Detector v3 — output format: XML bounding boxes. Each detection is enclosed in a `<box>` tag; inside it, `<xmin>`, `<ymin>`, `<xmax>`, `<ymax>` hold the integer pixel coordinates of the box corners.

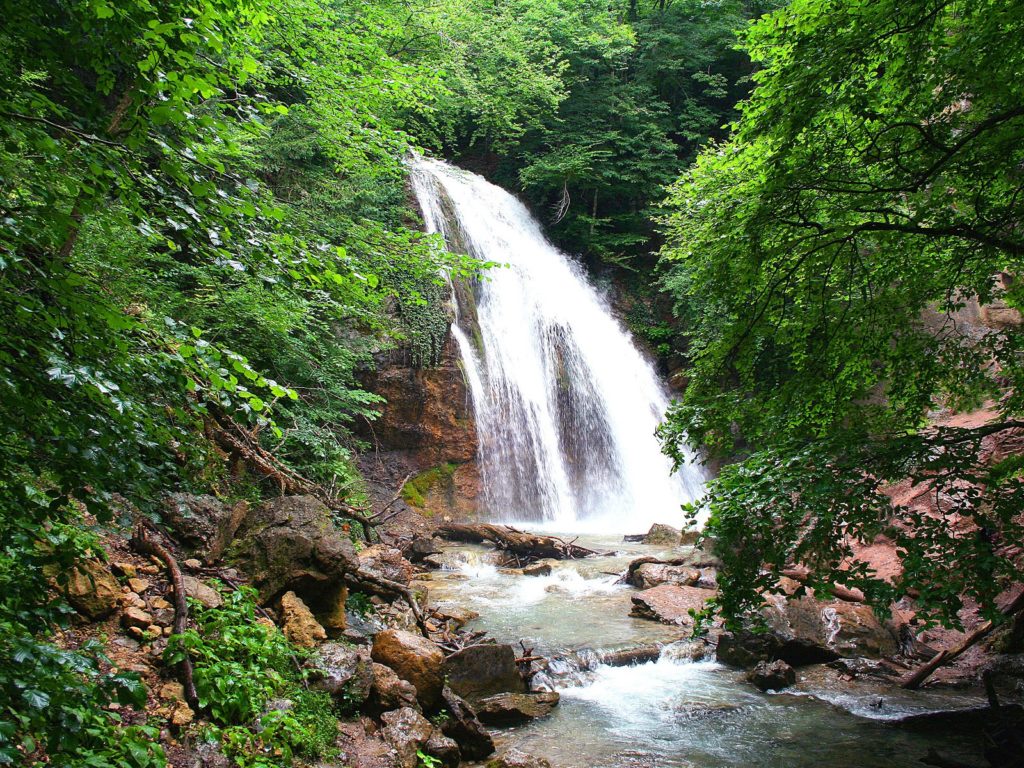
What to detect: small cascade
<box><xmin>410</xmin><ymin>157</ymin><xmax>705</xmax><ymax>533</ymax></box>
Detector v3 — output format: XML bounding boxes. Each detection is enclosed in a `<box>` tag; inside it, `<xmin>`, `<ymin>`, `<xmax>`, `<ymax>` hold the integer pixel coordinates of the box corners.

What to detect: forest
<box><xmin>2</xmin><ymin>0</ymin><xmax>1022</xmax><ymax>766</ymax></box>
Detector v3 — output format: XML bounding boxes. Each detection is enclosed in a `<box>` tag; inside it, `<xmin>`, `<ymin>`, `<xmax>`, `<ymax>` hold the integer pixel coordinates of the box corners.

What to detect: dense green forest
<box><xmin>2</xmin><ymin>0</ymin><xmax>1022</xmax><ymax>764</ymax></box>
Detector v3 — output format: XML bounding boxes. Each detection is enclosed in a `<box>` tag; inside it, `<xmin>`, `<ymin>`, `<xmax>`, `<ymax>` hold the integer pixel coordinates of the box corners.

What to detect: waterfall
<box><xmin>411</xmin><ymin>157</ymin><xmax>705</xmax><ymax>533</ymax></box>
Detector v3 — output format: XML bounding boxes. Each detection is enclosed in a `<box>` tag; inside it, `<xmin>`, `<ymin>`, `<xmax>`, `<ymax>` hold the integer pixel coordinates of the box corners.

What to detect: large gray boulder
<box><xmin>442</xmin><ymin>643</ymin><xmax>525</xmax><ymax>704</ymax></box>
<box><xmin>231</xmin><ymin>495</ymin><xmax>356</xmax><ymax>630</ymax></box>
<box><xmin>716</xmin><ymin>589</ymin><xmax>898</xmax><ymax>668</ymax></box>
<box><xmin>307</xmin><ymin>643</ymin><xmax>374</xmax><ymax>710</ymax></box>
<box><xmin>162</xmin><ymin>493</ymin><xmax>247</xmax><ymax>564</ymax></box>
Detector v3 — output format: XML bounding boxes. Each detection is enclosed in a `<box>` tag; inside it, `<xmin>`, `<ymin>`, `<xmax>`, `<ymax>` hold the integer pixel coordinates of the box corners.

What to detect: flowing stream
<box><xmin>411</xmin><ymin>157</ymin><xmax>704</xmax><ymax>533</ymax></box>
<box><xmin>409</xmin><ymin>158</ymin><xmax>984</xmax><ymax>766</ymax></box>
<box><xmin>423</xmin><ymin>539</ymin><xmax>985</xmax><ymax>768</ymax></box>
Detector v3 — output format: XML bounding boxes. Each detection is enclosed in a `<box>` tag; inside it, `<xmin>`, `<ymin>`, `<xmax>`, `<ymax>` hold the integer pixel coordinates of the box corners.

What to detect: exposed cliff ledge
<box><xmin>358</xmin><ymin>332</ymin><xmax>482</xmax><ymax>523</ymax></box>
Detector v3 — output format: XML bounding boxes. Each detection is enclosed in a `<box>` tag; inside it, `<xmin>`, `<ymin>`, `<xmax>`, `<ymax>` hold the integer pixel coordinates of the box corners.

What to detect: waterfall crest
<box><xmin>411</xmin><ymin>157</ymin><xmax>705</xmax><ymax>533</ymax></box>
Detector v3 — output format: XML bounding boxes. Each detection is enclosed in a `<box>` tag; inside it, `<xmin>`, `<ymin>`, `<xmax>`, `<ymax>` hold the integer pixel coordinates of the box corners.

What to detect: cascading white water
<box><xmin>411</xmin><ymin>156</ymin><xmax>705</xmax><ymax>533</ymax></box>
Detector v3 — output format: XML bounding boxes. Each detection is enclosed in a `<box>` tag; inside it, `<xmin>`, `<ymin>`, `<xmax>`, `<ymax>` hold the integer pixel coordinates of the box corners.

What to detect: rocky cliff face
<box><xmin>358</xmin><ymin>331</ymin><xmax>482</xmax><ymax>522</ymax></box>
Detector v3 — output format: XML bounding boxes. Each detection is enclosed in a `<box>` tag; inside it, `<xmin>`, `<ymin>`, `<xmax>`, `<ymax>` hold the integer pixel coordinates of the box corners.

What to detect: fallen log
<box><xmin>437</xmin><ymin>523</ymin><xmax>603</xmax><ymax>561</ymax></box>
<box><xmin>900</xmin><ymin>589</ymin><xmax>1024</xmax><ymax>690</ymax></box>
<box><xmin>780</xmin><ymin>567</ymin><xmax>866</xmax><ymax>603</ymax></box>
<box><xmin>130</xmin><ymin>525</ymin><xmax>199</xmax><ymax>709</ymax></box>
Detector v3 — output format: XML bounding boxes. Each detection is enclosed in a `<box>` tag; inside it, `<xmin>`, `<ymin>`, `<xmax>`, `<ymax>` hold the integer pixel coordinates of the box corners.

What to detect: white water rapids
<box><xmin>410</xmin><ymin>157</ymin><xmax>705</xmax><ymax>533</ymax></box>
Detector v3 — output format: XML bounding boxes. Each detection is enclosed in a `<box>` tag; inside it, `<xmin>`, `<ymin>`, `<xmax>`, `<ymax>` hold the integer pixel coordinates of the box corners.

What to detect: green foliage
<box><xmin>417</xmin><ymin>749</ymin><xmax>443</xmax><ymax>768</ymax></box>
<box><xmin>659</xmin><ymin>0</ymin><xmax>1024</xmax><ymax>628</ymax></box>
<box><xmin>0</xmin><ymin>485</ymin><xmax>166</xmax><ymax>766</ymax></box>
<box><xmin>345</xmin><ymin>591</ymin><xmax>374</xmax><ymax>618</ymax></box>
<box><xmin>168</xmin><ymin>586</ymin><xmax>339</xmax><ymax>767</ymax></box>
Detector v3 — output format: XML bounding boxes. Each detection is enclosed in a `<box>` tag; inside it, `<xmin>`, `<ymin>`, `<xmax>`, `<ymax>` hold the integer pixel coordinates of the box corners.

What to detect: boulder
<box><xmin>440</xmin><ymin>686</ymin><xmax>494</xmax><ymax>761</ymax></box>
<box><xmin>359</xmin><ymin>545</ymin><xmax>415</xmax><ymax>586</ymax></box>
<box><xmin>627</xmin><ymin>562</ymin><xmax>700</xmax><ymax>590</ymax></box>
<box><xmin>630</xmin><ymin>584</ymin><xmax>715</xmax><ymax>627</ymax></box>
<box><xmin>308</xmin><ymin>643</ymin><xmax>374</xmax><ymax>709</ymax></box>
<box><xmin>642</xmin><ymin>524</ymin><xmax>681</xmax><ymax>546</ymax></box>
<box><xmin>161</xmin><ymin>493</ymin><xmax>246</xmax><ymax>563</ymax></box>
<box><xmin>715</xmin><ymin>594</ymin><xmax>897</xmax><ymax>668</ymax></box>
<box><xmin>180</xmin><ymin>575</ymin><xmax>223</xmax><ymax>609</ymax></box>
<box><xmin>371</xmin><ymin>629</ymin><xmax>444</xmax><ymax>710</ymax></box>
<box><xmin>442</xmin><ymin>643</ymin><xmax>525</xmax><ymax>704</ymax></box>
<box><xmin>63</xmin><ymin>559</ymin><xmax>120</xmax><ymax>619</ymax></box>
<box><xmin>747</xmin><ymin>659</ymin><xmax>796</xmax><ymax>691</ymax></box>
<box><xmin>486</xmin><ymin>750</ymin><xmax>553</xmax><ymax>768</ymax></box>
<box><xmin>404</xmin><ymin>536</ymin><xmax>443</xmax><ymax>563</ymax></box>
<box><xmin>368</xmin><ymin>662</ymin><xmax>420</xmax><ymax>714</ymax></box>
<box><xmin>475</xmin><ymin>692</ymin><xmax>560</xmax><ymax>726</ymax></box>
<box><xmin>231</xmin><ymin>495</ymin><xmax>355</xmax><ymax>631</ymax></box>
<box><xmin>279</xmin><ymin>591</ymin><xmax>327</xmax><ymax>648</ymax></box>
<box><xmin>380</xmin><ymin>707</ymin><xmax>459</xmax><ymax>768</ymax></box>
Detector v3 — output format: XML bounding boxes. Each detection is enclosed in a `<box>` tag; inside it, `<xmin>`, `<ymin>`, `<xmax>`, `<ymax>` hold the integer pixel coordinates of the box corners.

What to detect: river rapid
<box><xmin>421</xmin><ymin>534</ymin><xmax>986</xmax><ymax>768</ymax></box>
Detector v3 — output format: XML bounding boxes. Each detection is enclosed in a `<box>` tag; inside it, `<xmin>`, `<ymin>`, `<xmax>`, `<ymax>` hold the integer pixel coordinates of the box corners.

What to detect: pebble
<box><xmin>151</xmin><ymin>597</ymin><xmax>172</xmax><ymax>610</ymax></box>
<box><xmin>140</xmin><ymin>564</ymin><xmax>160</xmax><ymax>575</ymax></box>
<box><xmin>183</xmin><ymin>558</ymin><xmax>202</xmax><ymax>570</ymax></box>
<box><xmin>128</xmin><ymin>578</ymin><xmax>151</xmax><ymax>594</ymax></box>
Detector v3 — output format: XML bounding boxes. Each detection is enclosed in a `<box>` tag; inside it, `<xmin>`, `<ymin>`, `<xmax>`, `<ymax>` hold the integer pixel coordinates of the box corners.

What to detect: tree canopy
<box><xmin>658</xmin><ymin>0</ymin><xmax>1024</xmax><ymax>628</ymax></box>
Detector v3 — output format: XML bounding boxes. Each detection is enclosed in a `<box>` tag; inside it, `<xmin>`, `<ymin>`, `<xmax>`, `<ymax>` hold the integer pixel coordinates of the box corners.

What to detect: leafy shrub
<box><xmin>167</xmin><ymin>586</ymin><xmax>339</xmax><ymax>767</ymax></box>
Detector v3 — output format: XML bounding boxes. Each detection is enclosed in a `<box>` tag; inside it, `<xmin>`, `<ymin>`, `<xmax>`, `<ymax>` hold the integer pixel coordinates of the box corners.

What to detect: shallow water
<box><xmin>424</xmin><ymin>535</ymin><xmax>986</xmax><ymax>768</ymax></box>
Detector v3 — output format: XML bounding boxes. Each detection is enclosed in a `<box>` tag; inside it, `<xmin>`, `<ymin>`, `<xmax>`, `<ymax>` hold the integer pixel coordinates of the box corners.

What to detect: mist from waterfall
<box><xmin>411</xmin><ymin>157</ymin><xmax>705</xmax><ymax>533</ymax></box>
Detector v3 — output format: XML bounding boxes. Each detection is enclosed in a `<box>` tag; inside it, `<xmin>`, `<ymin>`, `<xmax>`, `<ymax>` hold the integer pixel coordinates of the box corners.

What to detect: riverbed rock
<box><xmin>308</xmin><ymin>643</ymin><xmax>374</xmax><ymax>707</ymax></box>
<box><xmin>475</xmin><ymin>691</ymin><xmax>560</xmax><ymax>726</ymax></box>
<box><xmin>380</xmin><ymin>707</ymin><xmax>460</xmax><ymax>768</ymax></box>
<box><xmin>630</xmin><ymin>584</ymin><xmax>716</xmax><ymax>627</ymax></box>
<box><xmin>442</xmin><ymin>643</ymin><xmax>526</xmax><ymax>704</ymax></box>
<box><xmin>359</xmin><ymin>545</ymin><xmax>415</xmax><ymax>586</ymax></box>
<box><xmin>371</xmin><ymin>629</ymin><xmax>445</xmax><ymax>710</ymax></box>
<box><xmin>523</xmin><ymin>560</ymin><xmax>554</xmax><ymax>577</ymax></box>
<box><xmin>626</xmin><ymin>560</ymin><xmax>701</xmax><ymax>590</ymax></box>
<box><xmin>279</xmin><ymin>591</ymin><xmax>327</xmax><ymax>648</ymax></box>
<box><xmin>748</xmin><ymin>660</ymin><xmax>796</xmax><ymax>691</ymax></box>
<box><xmin>642</xmin><ymin>524</ymin><xmax>682</xmax><ymax>546</ymax></box>
<box><xmin>716</xmin><ymin>593</ymin><xmax>898</xmax><ymax>668</ymax></box>
<box><xmin>368</xmin><ymin>662</ymin><xmax>420</xmax><ymax>714</ymax></box>
<box><xmin>121</xmin><ymin>606</ymin><xmax>154</xmax><ymax>630</ymax></box>
<box><xmin>440</xmin><ymin>686</ymin><xmax>494</xmax><ymax>760</ymax></box>
<box><xmin>486</xmin><ymin>750</ymin><xmax>553</xmax><ymax>768</ymax></box>
<box><xmin>231</xmin><ymin>495</ymin><xmax>355</xmax><ymax>631</ymax></box>
<box><xmin>62</xmin><ymin>559</ymin><xmax>120</xmax><ymax>619</ymax></box>
<box><xmin>404</xmin><ymin>536</ymin><xmax>443</xmax><ymax>563</ymax></box>
<box><xmin>161</xmin><ymin>493</ymin><xmax>247</xmax><ymax>564</ymax></box>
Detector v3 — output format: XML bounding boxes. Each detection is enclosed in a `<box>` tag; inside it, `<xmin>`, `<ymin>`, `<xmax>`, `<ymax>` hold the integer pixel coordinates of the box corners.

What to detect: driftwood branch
<box><xmin>901</xmin><ymin>589</ymin><xmax>1024</xmax><ymax>690</ymax></box>
<box><xmin>130</xmin><ymin>525</ymin><xmax>199</xmax><ymax>709</ymax></box>
<box><xmin>437</xmin><ymin>523</ymin><xmax>604</xmax><ymax>561</ymax></box>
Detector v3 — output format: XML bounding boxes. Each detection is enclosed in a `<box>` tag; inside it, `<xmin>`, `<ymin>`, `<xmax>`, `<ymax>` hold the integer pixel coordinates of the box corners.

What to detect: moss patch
<box><xmin>401</xmin><ymin>462</ymin><xmax>458</xmax><ymax>509</ymax></box>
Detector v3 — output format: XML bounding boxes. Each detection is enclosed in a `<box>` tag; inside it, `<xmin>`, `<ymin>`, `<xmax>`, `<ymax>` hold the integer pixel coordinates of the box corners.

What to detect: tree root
<box><xmin>130</xmin><ymin>524</ymin><xmax>199</xmax><ymax>709</ymax></box>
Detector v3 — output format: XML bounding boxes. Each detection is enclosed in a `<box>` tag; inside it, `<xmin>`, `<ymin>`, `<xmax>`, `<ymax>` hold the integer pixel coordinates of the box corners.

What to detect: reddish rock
<box><xmin>371</xmin><ymin>629</ymin><xmax>445</xmax><ymax>710</ymax></box>
<box><xmin>630</xmin><ymin>584</ymin><xmax>716</xmax><ymax>627</ymax></box>
<box><xmin>279</xmin><ymin>591</ymin><xmax>327</xmax><ymax>648</ymax></box>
